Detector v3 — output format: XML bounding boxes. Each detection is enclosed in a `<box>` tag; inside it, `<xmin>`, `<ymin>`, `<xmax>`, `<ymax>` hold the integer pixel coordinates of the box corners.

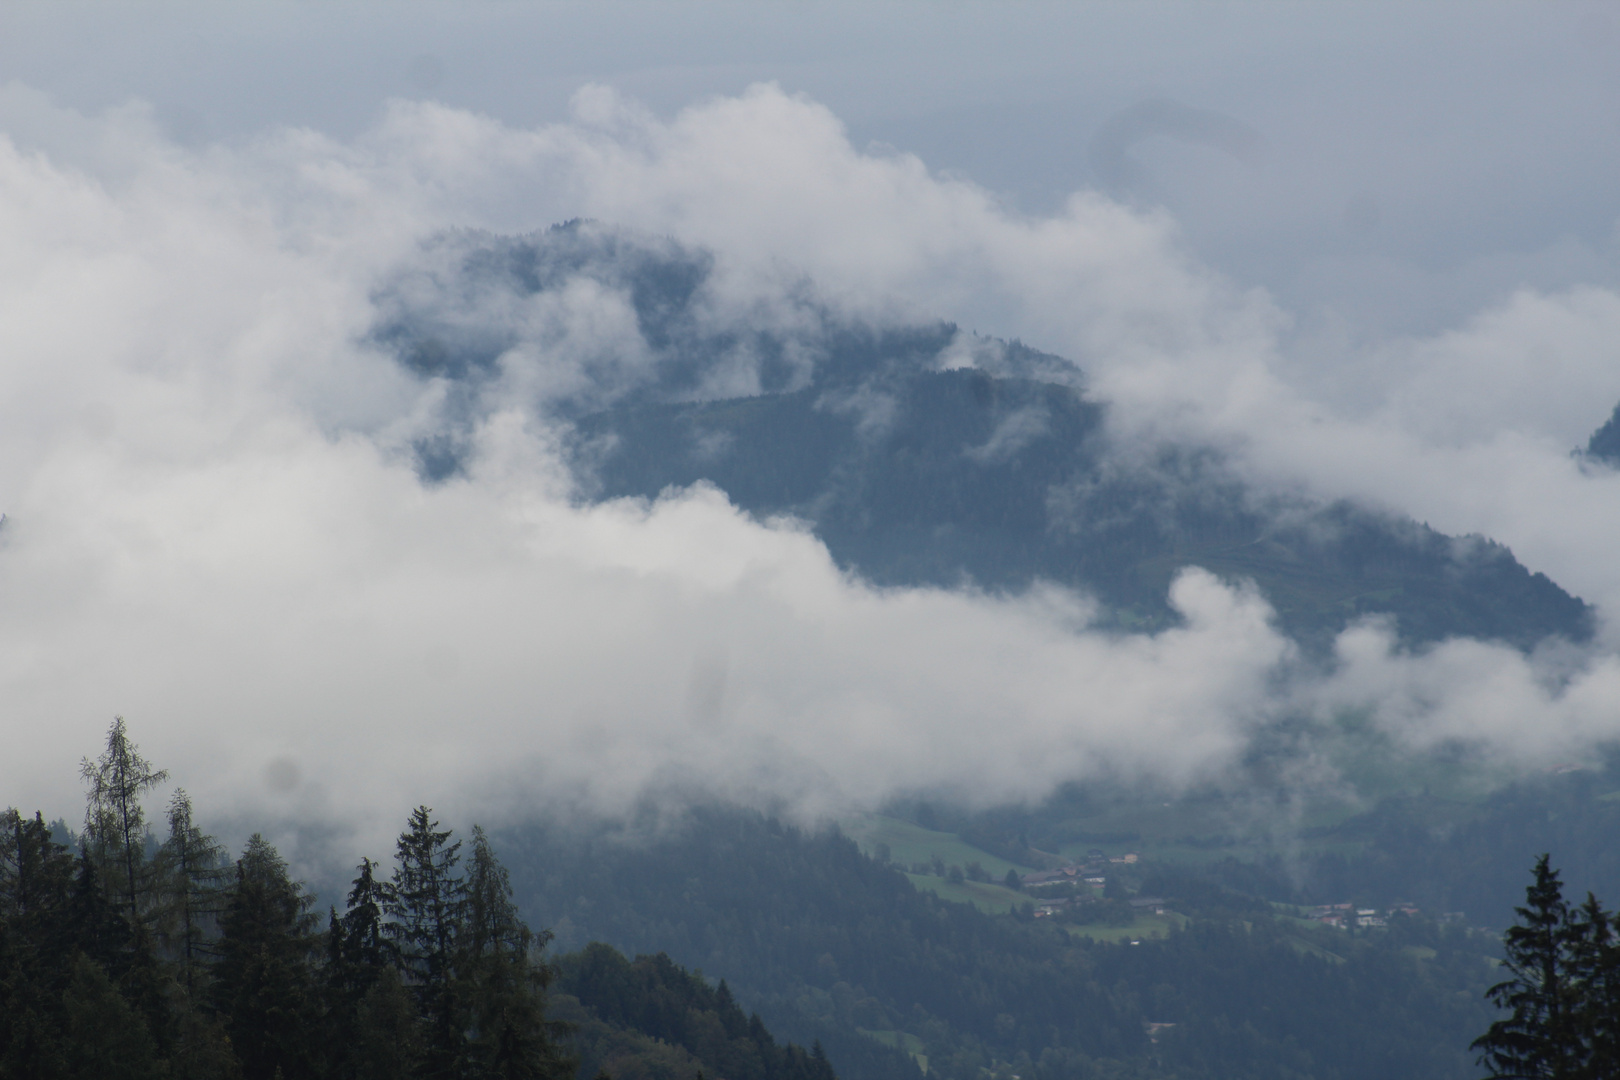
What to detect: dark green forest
<box><xmin>0</xmin><ymin>721</ymin><xmax>829</xmax><ymax>1080</ymax></box>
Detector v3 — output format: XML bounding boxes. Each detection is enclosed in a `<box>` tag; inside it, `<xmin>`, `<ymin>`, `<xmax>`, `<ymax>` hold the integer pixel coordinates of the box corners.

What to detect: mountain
<box><xmin>373</xmin><ymin>221</ymin><xmax>1593</xmax><ymax>650</ymax></box>
<box><xmin>570</xmin><ymin>360</ymin><xmax>1588</xmax><ymax>649</ymax></box>
<box><xmin>1585</xmin><ymin>400</ymin><xmax>1620</xmax><ymax>465</ymax></box>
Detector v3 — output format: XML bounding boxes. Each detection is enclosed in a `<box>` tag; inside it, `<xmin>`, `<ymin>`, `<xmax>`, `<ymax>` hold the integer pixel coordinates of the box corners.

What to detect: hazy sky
<box><xmin>7</xmin><ymin>1</ymin><xmax>1619</xmax><ymax>337</ymax></box>
<box><xmin>3</xmin><ymin>2</ymin><xmax>1620</xmax><ymax>869</ymax></box>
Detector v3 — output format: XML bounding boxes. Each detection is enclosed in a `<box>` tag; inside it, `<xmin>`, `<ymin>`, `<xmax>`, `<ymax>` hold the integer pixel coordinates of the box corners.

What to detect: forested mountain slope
<box><xmin>374</xmin><ymin>221</ymin><xmax>1591</xmax><ymax>650</ymax></box>
<box><xmin>570</xmin><ymin>363</ymin><xmax>1586</xmax><ymax>648</ymax></box>
<box><xmin>496</xmin><ymin>805</ymin><xmax>1496</xmax><ymax>1080</ymax></box>
<box><xmin>554</xmin><ymin>944</ymin><xmax>838</xmax><ymax>1080</ymax></box>
<box><xmin>0</xmin><ymin>723</ymin><xmax>832</xmax><ymax>1080</ymax></box>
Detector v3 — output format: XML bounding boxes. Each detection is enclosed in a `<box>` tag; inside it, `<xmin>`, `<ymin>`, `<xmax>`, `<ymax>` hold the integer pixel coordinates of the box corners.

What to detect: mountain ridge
<box><xmin>373</xmin><ymin>221</ymin><xmax>1593</xmax><ymax>652</ymax></box>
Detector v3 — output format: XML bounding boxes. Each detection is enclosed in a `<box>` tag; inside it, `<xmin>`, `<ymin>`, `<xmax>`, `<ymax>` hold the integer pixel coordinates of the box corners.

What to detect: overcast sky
<box><xmin>3</xmin><ymin>2</ymin><xmax>1620</xmax><ymax>869</ymax></box>
<box><xmin>7</xmin><ymin>1</ymin><xmax>1619</xmax><ymax>337</ymax></box>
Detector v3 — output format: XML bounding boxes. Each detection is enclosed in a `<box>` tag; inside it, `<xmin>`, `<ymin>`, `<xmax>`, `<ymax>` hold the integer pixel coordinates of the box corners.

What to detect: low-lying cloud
<box><xmin>3</xmin><ymin>81</ymin><xmax>1620</xmax><ymax>870</ymax></box>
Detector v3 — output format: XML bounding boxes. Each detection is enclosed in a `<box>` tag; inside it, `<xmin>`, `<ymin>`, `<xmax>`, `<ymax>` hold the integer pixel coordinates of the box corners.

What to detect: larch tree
<box><xmin>462</xmin><ymin>825</ymin><xmax>572</xmax><ymax>1079</ymax></box>
<box><xmin>157</xmin><ymin>788</ymin><xmax>230</xmax><ymax>1000</ymax></box>
<box><xmin>80</xmin><ymin>717</ymin><xmax>169</xmax><ymax>926</ymax></box>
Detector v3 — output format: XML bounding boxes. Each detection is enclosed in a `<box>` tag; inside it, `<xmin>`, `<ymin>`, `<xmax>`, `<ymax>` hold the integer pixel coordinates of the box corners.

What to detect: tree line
<box><xmin>0</xmin><ymin>718</ymin><xmax>571</xmax><ymax>1080</ymax></box>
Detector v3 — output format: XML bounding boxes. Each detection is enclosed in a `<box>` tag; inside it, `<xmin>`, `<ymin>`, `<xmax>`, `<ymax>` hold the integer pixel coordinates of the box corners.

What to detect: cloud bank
<box><xmin>3</xmin><ymin>82</ymin><xmax>1620</xmax><ymax>867</ymax></box>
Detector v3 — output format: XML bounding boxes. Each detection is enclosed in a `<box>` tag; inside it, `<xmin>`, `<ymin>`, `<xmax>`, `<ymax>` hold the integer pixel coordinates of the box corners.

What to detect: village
<box><xmin>1017</xmin><ymin>850</ymin><xmax>1446</xmax><ymax>930</ymax></box>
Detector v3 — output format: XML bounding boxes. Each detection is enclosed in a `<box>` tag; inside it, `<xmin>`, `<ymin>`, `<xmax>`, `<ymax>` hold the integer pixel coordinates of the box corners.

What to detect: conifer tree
<box><xmin>352</xmin><ymin>965</ymin><xmax>423</xmax><ymax>1080</ymax></box>
<box><xmin>388</xmin><ymin>805</ymin><xmax>469</xmax><ymax>1078</ymax></box>
<box><xmin>66</xmin><ymin>846</ymin><xmax>136</xmax><ymax>980</ymax></box>
<box><xmin>461</xmin><ymin>825</ymin><xmax>572</xmax><ymax>1079</ymax></box>
<box><xmin>214</xmin><ymin>834</ymin><xmax>320</xmax><ymax>1080</ymax></box>
<box><xmin>339</xmin><ymin>856</ymin><xmax>397</xmax><ymax>980</ymax></box>
<box><xmin>61</xmin><ymin>951</ymin><xmax>163</xmax><ymax>1080</ymax></box>
<box><xmin>0</xmin><ymin>809</ymin><xmax>79</xmax><ymax>1077</ymax></box>
<box><xmin>156</xmin><ymin>790</ymin><xmax>238</xmax><ymax>1080</ymax></box>
<box><xmin>66</xmin><ymin>840</ymin><xmax>171</xmax><ymax>1054</ymax></box>
<box><xmin>328</xmin><ymin>856</ymin><xmax>404</xmax><ymax>1079</ymax></box>
<box><xmin>1568</xmin><ymin>892</ymin><xmax>1620</xmax><ymax>1080</ymax></box>
<box><xmin>1474</xmin><ymin>855</ymin><xmax>1593</xmax><ymax>1079</ymax></box>
<box><xmin>157</xmin><ymin>789</ymin><xmax>230</xmax><ymax>999</ymax></box>
<box><xmin>80</xmin><ymin>717</ymin><xmax>169</xmax><ymax>927</ymax></box>
<box><xmin>1</xmin><ymin>810</ymin><xmax>77</xmax><ymax>946</ymax></box>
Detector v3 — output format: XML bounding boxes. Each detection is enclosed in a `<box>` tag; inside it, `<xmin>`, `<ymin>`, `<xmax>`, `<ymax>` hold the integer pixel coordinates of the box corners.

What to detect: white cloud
<box><xmin>3</xmin><ymin>81</ymin><xmax>1620</xmax><ymax>875</ymax></box>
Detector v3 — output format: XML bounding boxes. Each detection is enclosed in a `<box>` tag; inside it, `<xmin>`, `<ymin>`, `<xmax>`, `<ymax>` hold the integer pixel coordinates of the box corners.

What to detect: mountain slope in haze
<box><xmin>1586</xmin><ymin>400</ymin><xmax>1620</xmax><ymax>465</ymax></box>
<box><xmin>372</xmin><ymin>221</ymin><xmax>1592</xmax><ymax>649</ymax></box>
<box><xmin>554</xmin><ymin>944</ymin><xmax>839</xmax><ymax>1080</ymax></box>
<box><xmin>498</xmin><ymin>805</ymin><xmax>1495</xmax><ymax>1080</ymax></box>
<box><xmin>570</xmin><ymin>361</ymin><xmax>1587</xmax><ymax>648</ymax></box>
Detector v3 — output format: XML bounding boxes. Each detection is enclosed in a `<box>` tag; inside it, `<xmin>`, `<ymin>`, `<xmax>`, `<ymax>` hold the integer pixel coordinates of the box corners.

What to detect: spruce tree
<box><xmin>0</xmin><ymin>809</ymin><xmax>79</xmax><ymax>1077</ymax></box>
<box><xmin>388</xmin><ymin>805</ymin><xmax>469</xmax><ymax>1079</ymax></box>
<box><xmin>1473</xmin><ymin>855</ymin><xmax>1591</xmax><ymax>1079</ymax></box>
<box><xmin>1</xmin><ymin>810</ymin><xmax>77</xmax><ymax>951</ymax></box>
<box><xmin>352</xmin><ymin>965</ymin><xmax>424</xmax><ymax>1080</ymax></box>
<box><xmin>339</xmin><ymin>856</ymin><xmax>397</xmax><ymax>981</ymax></box>
<box><xmin>64</xmin><ymin>841</ymin><xmax>172</xmax><ymax>1054</ymax></box>
<box><xmin>214</xmin><ymin>835</ymin><xmax>320</xmax><ymax>1080</ymax></box>
<box><xmin>329</xmin><ymin>856</ymin><xmax>405</xmax><ymax>1079</ymax></box>
<box><xmin>66</xmin><ymin>847</ymin><xmax>135</xmax><ymax>980</ymax></box>
<box><xmin>1568</xmin><ymin>893</ymin><xmax>1620</xmax><ymax>1080</ymax></box>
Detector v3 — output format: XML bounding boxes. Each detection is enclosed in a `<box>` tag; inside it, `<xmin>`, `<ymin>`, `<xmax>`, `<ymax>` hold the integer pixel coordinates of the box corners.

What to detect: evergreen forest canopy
<box><xmin>371</xmin><ymin>220</ymin><xmax>1598</xmax><ymax>652</ymax></box>
<box><xmin>0</xmin><ymin>720</ymin><xmax>835</xmax><ymax>1080</ymax></box>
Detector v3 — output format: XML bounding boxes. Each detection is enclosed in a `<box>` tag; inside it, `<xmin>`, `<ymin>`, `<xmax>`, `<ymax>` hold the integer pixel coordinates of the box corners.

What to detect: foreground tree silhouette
<box><xmin>327</xmin><ymin>856</ymin><xmax>401</xmax><ymax>1079</ymax></box>
<box><xmin>388</xmin><ymin>805</ymin><xmax>470</xmax><ymax>1078</ymax></box>
<box><xmin>214</xmin><ymin>835</ymin><xmax>320</xmax><ymax>1080</ymax></box>
<box><xmin>1473</xmin><ymin>854</ymin><xmax>1620</xmax><ymax>1079</ymax></box>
